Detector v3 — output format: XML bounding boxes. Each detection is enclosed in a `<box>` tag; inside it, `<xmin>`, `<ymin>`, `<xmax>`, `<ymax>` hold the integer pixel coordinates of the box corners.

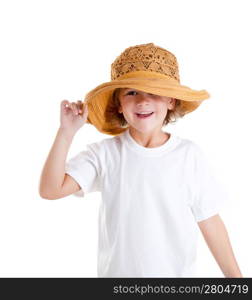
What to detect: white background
<box><xmin>0</xmin><ymin>0</ymin><xmax>251</xmax><ymax>277</ymax></box>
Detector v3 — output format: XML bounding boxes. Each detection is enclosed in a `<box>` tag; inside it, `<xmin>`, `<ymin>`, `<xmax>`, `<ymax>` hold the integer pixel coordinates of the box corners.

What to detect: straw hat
<box><xmin>83</xmin><ymin>43</ymin><xmax>210</xmax><ymax>136</ymax></box>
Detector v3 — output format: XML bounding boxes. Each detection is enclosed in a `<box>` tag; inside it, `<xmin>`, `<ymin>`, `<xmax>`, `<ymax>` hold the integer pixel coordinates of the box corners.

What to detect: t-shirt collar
<box><xmin>121</xmin><ymin>128</ymin><xmax>179</xmax><ymax>157</ymax></box>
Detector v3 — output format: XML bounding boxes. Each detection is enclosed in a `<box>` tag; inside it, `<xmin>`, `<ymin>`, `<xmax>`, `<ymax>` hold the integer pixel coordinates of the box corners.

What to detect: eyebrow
<box><xmin>123</xmin><ymin>88</ymin><xmax>137</xmax><ymax>93</ymax></box>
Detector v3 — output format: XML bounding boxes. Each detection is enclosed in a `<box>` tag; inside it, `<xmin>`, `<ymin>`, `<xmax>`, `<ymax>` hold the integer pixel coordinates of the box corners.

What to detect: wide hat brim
<box><xmin>83</xmin><ymin>71</ymin><xmax>210</xmax><ymax>136</ymax></box>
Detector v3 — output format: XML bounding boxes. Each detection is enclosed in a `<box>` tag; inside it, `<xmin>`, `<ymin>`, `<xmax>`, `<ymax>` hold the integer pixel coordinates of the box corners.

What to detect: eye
<box><xmin>126</xmin><ymin>90</ymin><xmax>137</xmax><ymax>96</ymax></box>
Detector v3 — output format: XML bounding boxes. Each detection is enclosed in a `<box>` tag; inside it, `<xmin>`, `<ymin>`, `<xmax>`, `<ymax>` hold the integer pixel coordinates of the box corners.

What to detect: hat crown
<box><xmin>111</xmin><ymin>43</ymin><xmax>180</xmax><ymax>83</ymax></box>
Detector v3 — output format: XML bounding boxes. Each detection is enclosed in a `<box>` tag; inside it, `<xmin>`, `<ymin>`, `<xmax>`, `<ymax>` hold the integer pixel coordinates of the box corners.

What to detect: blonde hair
<box><xmin>105</xmin><ymin>88</ymin><xmax>185</xmax><ymax>128</ymax></box>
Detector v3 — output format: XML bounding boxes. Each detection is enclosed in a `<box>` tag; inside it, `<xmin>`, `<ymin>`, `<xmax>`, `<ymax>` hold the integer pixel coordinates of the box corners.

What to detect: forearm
<box><xmin>198</xmin><ymin>215</ymin><xmax>242</xmax><ymax>278</ymax></box>
<box><xmin>39</xmin><ymin>127</ymin><xmax>75</xmax><ymax>198</ymax></box>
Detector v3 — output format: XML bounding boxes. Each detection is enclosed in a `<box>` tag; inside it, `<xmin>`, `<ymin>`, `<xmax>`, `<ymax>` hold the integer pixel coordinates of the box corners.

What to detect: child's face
<box><xmin>118</xmin><ymin>88</ymin><xmax>176</xmax><ymax>133</ymax></box>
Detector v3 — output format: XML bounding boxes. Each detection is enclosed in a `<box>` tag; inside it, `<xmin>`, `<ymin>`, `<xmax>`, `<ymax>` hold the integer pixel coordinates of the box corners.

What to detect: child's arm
<box><xmin>39</xmin><ymin>100</ymin><xmax>88</xmax><ymax>199</ymax></box>
<box><xmin>197</xmin><ymin>214</ymin><xmax>243</xmax><ymax>277</ymax></box>
<box><xmin>39</xmin><ymin>127</ymin><xmax>77</xmax><ymax>199</ymax></box>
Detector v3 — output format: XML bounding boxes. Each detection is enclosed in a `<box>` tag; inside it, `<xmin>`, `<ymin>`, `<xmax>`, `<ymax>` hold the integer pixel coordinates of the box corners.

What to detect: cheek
<box><xmin>155</xmin><ymin>110</ymin><xmax>168</xmax><ymax>119</ymax></box>
<box><xmin>120</xmin><ymin>101</ymin><xmax>133</xmax><ymax>112</ymax></box>
<box><xmin>156</xmin><ymin>103</ymin><xmax>169</xmax><ymax>114</ymax></box>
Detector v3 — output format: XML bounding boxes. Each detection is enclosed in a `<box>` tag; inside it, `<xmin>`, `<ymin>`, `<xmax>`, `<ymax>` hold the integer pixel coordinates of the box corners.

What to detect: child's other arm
<box><xmin>198</xmin><ymin>214</ymin><xmax>243</xmax><ymax>278</ymax></box>
<box><xmin>39</xmin><ymin>100</ymin><xmax>88</xmax><ymax>200</ymax></box>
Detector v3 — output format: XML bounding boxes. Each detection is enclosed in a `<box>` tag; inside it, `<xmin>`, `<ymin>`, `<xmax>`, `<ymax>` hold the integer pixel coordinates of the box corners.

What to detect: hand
<box><xmin>59</xmin><ymin>99</ymin><xmax>88</xmax><ymax>135</ymax></box>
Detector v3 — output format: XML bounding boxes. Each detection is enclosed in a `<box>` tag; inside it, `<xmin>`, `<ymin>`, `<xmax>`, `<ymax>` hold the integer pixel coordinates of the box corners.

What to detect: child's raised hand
<box><xmin>60</xmin><ymin>100</ymin><xmax>88</xmax><ymax>135</ymax></box>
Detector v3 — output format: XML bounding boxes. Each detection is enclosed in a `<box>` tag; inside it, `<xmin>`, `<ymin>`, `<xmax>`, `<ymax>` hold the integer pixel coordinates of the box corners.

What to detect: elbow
<box><xmin>39</xmin><ymin>187</ymin><xmax>58</xmax><ymax>200</ymax></box>
<box><xmin>39</xmin><ymin>179</ymin><xmax>63</xmax><ymax>200</ymax></box>
<box><xmin>39</xmin><ymin>191</ymin><xmax>55</xmax><ymax>200</ymax></box>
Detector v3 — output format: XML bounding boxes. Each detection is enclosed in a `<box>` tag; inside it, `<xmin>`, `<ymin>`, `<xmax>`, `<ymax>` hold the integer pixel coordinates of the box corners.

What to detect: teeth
<box><xmin>137</xmin><ymin>112</ymin><xmax>153</xmax><ymax>114</ymax></box>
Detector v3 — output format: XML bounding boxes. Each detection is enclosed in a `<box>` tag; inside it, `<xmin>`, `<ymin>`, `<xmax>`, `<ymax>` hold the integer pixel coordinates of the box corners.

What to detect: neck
<box><xmin>128</xmin><ymin>127</ymin><xmax>170</xmax><ymax>148</ymax></box>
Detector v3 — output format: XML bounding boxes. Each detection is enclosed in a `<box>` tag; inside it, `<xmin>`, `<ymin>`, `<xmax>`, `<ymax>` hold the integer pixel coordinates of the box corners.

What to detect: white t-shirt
<box><xmin>65</xmin><ymin>128</ymin><xmax>229</xmax><ymax>277</ymax></box>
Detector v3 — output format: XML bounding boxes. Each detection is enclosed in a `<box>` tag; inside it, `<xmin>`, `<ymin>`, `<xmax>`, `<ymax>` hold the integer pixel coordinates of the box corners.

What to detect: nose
<box><xmin>135</xmin><ymin>93</ymin><xmax>151</xmax><ymax>105</ymax></box>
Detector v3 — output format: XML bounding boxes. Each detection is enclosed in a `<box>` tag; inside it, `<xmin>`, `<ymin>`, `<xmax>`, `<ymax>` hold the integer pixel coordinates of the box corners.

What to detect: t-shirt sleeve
<box><xmin>65</xmin><ymin>143</ymin><xmax>102</xmax><ymax>198</ymax></box>
<box><xmin>190</xmin><ymin>143</ymin><xmax>229</xmax><ymax>222</ymax></box>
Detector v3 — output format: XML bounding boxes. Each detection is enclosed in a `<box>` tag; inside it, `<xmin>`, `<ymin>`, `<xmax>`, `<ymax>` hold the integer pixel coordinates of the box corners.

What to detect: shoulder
<box><xmin>84</xmin><ymin>134</ymin><xmax>121</xmax><ymax>157</ymax></box>
<box><xmin>92</xmin><ymin>134</ymin><xmax>121</xmax><ymax>149</ymax></box>
<box><xmin>173</xmin><ymin>134</ymin><xmax>200</xmax><ymax>152</ymax></box>
<box><xmin>173</xmin><ymin>135</ymin><xmax>208</xmax><ymax>164</ymax></box>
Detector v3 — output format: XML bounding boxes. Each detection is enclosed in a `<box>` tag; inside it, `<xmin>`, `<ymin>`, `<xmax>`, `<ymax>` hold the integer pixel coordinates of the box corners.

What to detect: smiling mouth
<box><xmin>135</xmin><ymin>112</ymin><xmax>154</xmax><ymax>119</ymax></box>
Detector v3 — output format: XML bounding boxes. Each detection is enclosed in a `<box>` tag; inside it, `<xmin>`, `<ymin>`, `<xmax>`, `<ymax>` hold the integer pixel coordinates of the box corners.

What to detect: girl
<box><xmin>39</xmin><ymin>43</ymin><xmax>242</xmax><ymax>278</ymax></box>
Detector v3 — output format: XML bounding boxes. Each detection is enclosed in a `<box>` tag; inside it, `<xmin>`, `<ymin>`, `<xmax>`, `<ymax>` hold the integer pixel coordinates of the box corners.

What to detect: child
<box><xmin>39</xmin><ymin>43</ymin><xmax>242</xmax><ymax>278</ymax></box>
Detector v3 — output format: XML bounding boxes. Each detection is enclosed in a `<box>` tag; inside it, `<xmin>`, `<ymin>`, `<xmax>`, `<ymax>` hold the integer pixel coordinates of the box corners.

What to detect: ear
<box><xmin>168</xmin><ymin>98</ymin><xmax>176</xmax><ymax>110</ymax></box>
<box><xmin>118</xmin><ymin>105</ymin><xmax>122</xmax><ymax>113</ymax></box>
<box><xmin>117</xmin><ymin>89</ymin><xmax>124</xmax><ymax>113</ymax></box>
